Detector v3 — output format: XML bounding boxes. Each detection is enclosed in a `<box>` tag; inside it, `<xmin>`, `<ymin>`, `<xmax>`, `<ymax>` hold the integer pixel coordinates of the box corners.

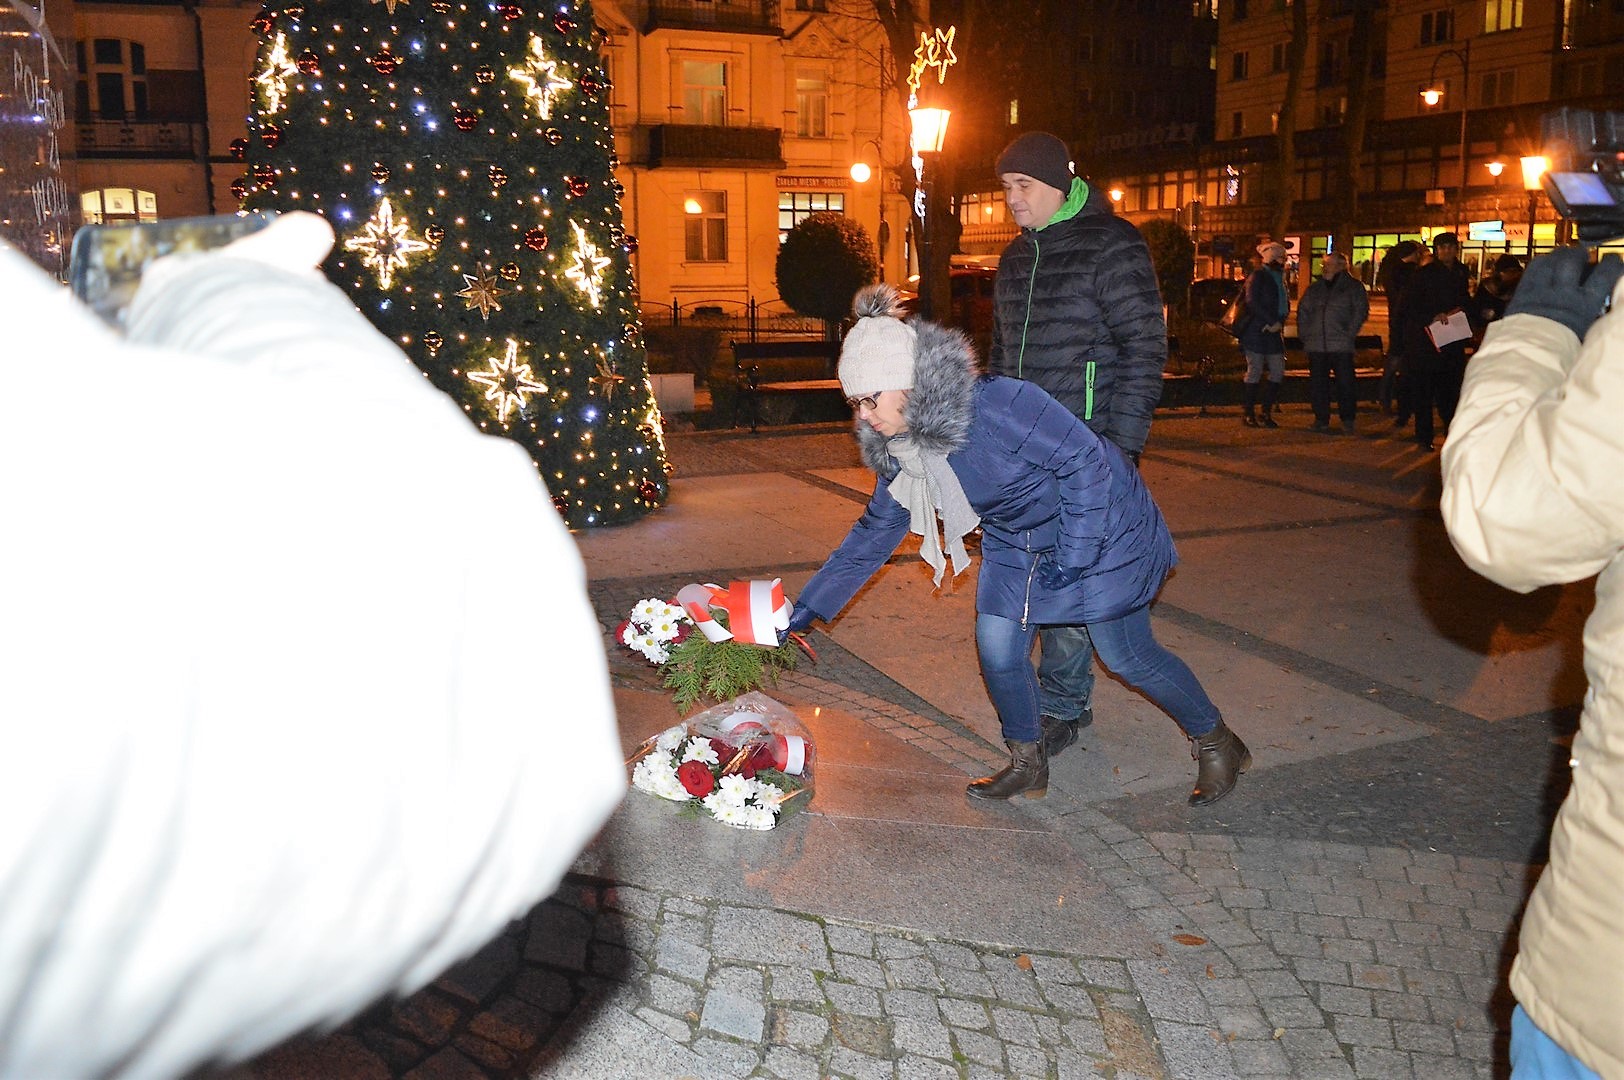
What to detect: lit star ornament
<box><xmin>907</xmin><ymin>25</ymin><xmax>958</xmax><ymax>92</ymax></box>
<box><xmin>468</xmin><ymin>339</ymin><xmax>547</xmax><ymax>424</ymax></box>
<box><xmin>509</xmin><ymin>35</ymin><xmax>572</xmax><ymax>120</ymax></box>
<box><xmin>256</xmin><ymin>32</ymin><xmax>299</xmax><ymax>115</ymax></box>
<box><xmin>343</xmin><ymin>197</ymin><xmax>432</xmax><ymax>289</ymax></box>
<box><xmin>456</xmin><ymin>265</ymin><xmax>505</xmax><ymax>319</ymax></box>
<box><xmin>371</xmin><ymin>0</ymin><xmax>407</xmax><ymax>12</ymax></box>
<box><xmin>564</xmin><ymin>219</ymin><xmax>611</xmax><ymax>308</ymax></box>
<box><xmin>590</xmin><ymin>358</ymin><xmax>626</xmax><ymax>400</ymax></box>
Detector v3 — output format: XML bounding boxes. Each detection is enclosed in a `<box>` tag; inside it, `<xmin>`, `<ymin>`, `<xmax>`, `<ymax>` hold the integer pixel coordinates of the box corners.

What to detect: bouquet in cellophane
<box><xmin>615</xmin><ymin>579</ymin><xmax>808</xmax><ymax>713</ymax></box>
<box><xmin>628</xmin><ymin>692</ymin><xmax>814</xmax><ymax>830</ymax></box>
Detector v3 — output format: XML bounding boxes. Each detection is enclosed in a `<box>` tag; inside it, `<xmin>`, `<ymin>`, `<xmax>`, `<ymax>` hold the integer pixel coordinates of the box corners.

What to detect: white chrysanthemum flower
<box><xmin>654</xmin><ymin>726</ymin><xmax>687</xmax><ymax>754</ymax></box>
<box><xmin>702</xmin><ymin>792</ymin><xmax>745</xmax><ymax>824</ymax></box>
<box><xmin>631</xmin><ymin>756</ymin><xmax>690</xmax><ymax>802</ymax></box>
<box><xmin>632</xmin><ymin>598</ymin><xmax>668</xmax><ymax>623</ymax></box>
<box><xmin>716</xmin><ymin>774</ymin><xmax>753</xmax><ymax>802</ymax></box>
<box><xmin>649</xmin><ymin>616</ymin><xmax>684</xmax><ymax>642</ymax></box>
<box><xmin>740</xmin><ymin>804</ymin><xmax>779</xmax><ymax>830</ymax></box>
<box><xmin>636</xmin><ymin>641</ymin><xmax>669</xmax><ymax>664</ymax></box>
<box><xmin>681</xmin><ymin>737</ymin><xmax>719</xmax><ymax>765</ymax></box>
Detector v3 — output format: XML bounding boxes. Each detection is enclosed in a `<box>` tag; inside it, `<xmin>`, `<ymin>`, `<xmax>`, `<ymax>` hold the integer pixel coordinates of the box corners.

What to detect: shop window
<box><xmin>777</xmin><ymin>191</ymin><xmax>843</xmax><ymax>241</ymax></box>
<box><xmin>81</xmin><ymin>188</ymin><xmax>157</xmax><ymax>225</ymax></box>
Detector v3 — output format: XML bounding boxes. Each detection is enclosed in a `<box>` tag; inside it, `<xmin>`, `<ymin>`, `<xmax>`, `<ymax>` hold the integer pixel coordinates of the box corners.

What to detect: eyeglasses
<box><xmin>845</xmin><ymin>394</ymin><xmax>880</xmax><ymax>413</ymax></box>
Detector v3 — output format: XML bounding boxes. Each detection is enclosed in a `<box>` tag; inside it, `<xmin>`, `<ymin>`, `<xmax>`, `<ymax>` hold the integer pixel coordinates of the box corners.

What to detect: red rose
<box><xmin>676</xmin><ymin>759</ymin><xmax>715</xmax><ymax>797</ymax></box>
<box><xmin>709</xmin><ymin>738</ymin><xmax>734</xmax><ymax>762</ymax></box>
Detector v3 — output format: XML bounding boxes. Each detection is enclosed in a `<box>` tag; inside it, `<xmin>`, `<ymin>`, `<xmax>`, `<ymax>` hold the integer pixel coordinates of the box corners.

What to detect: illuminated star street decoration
<box><xmin>564</xmin><ymin>219</ymin><xmax>611</xmax><ymax>309</ymax></box>
<box><xmin>342</xmin><ymin>197</ymin><xmax>431</xmax><ymax>290</ymax></box>
<box><xmin>907</xmin><ymin>25</ymin><xmax>958</xmax><ymax>92</ymax></box>
<box><xmin>256</xmin><ymin>32</ymin><xmax>299</xmax><ymax>115</ymax></box>
<box><xmin>467</xmin><ymin>338</ymin><xmax>547</xmax><ymax>424</ymax></box>
<box><xmin>509</xmin><ymin>35</ymin><xmax>572</xmax><ymax>120</ymax></box>
<box><xmin>590</xmin><ymin>358</ymin><xmax>626</xmax><ymax>400</ymax></box>
<box><xmin>371</xmin><ymin>0</ymin><xmax>407</xmax><ymax>12</ymax></box>
<box><xmin>455</xmin><ymin>264</ymin><xmax>505</xmax><ymax>319</ymax></box>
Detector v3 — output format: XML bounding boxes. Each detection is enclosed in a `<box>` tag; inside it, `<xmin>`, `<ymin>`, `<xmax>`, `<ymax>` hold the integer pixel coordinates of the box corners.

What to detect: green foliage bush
<box><xmin>776</xmin><ymin>213</ymin><xmax>879</xmax><ymax>324</ymax></box>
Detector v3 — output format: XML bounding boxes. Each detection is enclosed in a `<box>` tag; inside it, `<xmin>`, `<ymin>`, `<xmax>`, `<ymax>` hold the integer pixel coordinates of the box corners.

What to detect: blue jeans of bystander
<box><xmin>1037</xmin><ymin>624</ymin><xmax>1096</xmax><ymax>724</ymax></box>
<box><xmin>1511</xmin><ymin>1005</ymin><xmax>1601</xmax><ymax>1079</ymax></box>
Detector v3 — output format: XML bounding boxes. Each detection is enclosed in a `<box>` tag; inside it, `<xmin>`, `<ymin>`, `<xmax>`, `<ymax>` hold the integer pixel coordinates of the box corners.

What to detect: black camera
<box><xmin>1540</xmin><ymin>108</ymin><xmax>1624</xmax><ymax>245</ymax></box>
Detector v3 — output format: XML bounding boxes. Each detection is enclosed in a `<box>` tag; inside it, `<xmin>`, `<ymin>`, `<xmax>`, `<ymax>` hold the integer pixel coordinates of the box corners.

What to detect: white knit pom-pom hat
<box><xmin>838</xmin><ymin>284</ymin><xmax>918</xmax><ymax>399</ymax></box>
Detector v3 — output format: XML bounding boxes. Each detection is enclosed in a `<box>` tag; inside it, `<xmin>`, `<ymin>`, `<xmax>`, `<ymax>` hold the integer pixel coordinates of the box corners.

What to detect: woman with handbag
<box><xmin>1238</xmin><ymin>242</ymin><xmax>1290</xmax><ymax>428</ymax></box>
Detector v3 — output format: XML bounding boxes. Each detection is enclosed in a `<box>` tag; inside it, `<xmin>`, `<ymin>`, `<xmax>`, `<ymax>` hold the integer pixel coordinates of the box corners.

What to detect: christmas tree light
<box><xmin>240</xmin><ymin>0</ymin><xmax>669</xmax><ymax>527</ymax></box>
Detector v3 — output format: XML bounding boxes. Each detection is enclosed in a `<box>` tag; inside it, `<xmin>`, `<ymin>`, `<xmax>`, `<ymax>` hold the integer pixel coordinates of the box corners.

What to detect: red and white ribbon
<box><xmin>717</xmin><ymin>712</ymin><xmax>808</xmax><ymax>777</ymax></box>
<box><xmin>676</xmin><ymin>579</ymin><xmax>791</xmax><ymax>647</ymax></box>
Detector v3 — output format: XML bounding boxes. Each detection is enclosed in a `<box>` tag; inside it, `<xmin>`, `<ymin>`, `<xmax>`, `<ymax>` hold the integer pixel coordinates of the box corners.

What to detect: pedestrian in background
<box><xmin>1441</xmin><ymin>245</ymin><xmax>1624</xmax><ymax>1080</ymax></box>
<box><xmin>787</xmin><ymin>286</ymin><xmax>1251</xmax><ymax>807</ymax></box>
<box><xmin>1398</xmin><ymin>232</ymin><xmax>1473</xmax><ymax>451</ymax></box>
<box><xmin>1297</xmin><ymin>250</ymin><xmax>1370</xmax><ymax>435</ymax></box>
<box><xmin>985</xmin><ymin>131</ymin><xmax>1167</xmax><ymax>760</ymax></box>
<box><xmin>1378</xmin><ymin>240</ymin><xmax>1425</xmax><ymax>421</ymax></box>
<box><xmin>1472</xmin><ymin>253</ymin><xmax>1524</xmax><ymax>337</ymax></box>
<box><xmin>1239</xmin><ymin>241</ymin><xmax>1289</xmax><ymax>429</ymax></box>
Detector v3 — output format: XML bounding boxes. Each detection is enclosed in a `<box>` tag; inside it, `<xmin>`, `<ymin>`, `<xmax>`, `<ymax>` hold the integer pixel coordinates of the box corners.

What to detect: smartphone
<box><xmin>69</xmin><ymin>212</ymin><xmax>277</xmax><ymax>329</ymax></box>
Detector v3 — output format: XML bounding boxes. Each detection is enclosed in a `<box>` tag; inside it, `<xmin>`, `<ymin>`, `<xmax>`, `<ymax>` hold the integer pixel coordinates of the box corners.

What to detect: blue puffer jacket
<box><xmin>798</xmin><ymin>317</ymin><xmax>1177</xmax><ymax>628</ymax></box>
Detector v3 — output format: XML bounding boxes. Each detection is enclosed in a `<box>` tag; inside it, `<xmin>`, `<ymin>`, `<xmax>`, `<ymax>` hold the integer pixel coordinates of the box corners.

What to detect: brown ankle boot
<box><xmin>1188</xmin><ymin>722</ymin><xmax>1251</xmax><ymax>806</ymax></box>
<box><xmin>968</xmin><ymin>740</ymin><xmax>1048</xmax><ymax>800</ymax></box>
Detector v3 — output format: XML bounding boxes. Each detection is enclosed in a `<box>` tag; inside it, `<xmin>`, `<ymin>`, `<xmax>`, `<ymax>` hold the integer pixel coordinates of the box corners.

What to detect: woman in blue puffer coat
<box><xmin>788</xmin><ymin>285</ymin><xmax>1250</xmax><ymax>805</ymax></box>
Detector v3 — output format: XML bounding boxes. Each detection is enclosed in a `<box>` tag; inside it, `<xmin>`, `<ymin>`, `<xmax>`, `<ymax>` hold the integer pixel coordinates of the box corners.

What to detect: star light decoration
<box><xmin>255</xmin><ymin>32</ymin><xmax>299</xmax><ymax>115</ymax></box>
<box><xmin>456</xmin><ymin>264</ymin><xmax>506</xmax><ymax>319</ymax></box>
<box><xmin>343</xmin><ymin>197</ymin><xmax>432</xmax><ymax>289</ymax></box>
<box><xmin>564</xmin><ymin>219</ymin><xmax>611</xmax><ymax>308</ymax></box>
<box><xmin>907</xmin><ymin>25</ymin><xmax>958</xmax><ymax>93</ymax></box>
<box><xmin>509</xmin><ymin>35</ymin><xmax>573</xmax><ymax>120</ymax></box>
<box><xmin>468</xmin><ymin>338</ymin><xmax>547</xmax><ymax>424</ymax></box>
<box><xmin>371</xmin><ymin>0</ymin><xmax>407</xmax><ymax>13</ymax></box>
<box><xmin>589</xmin><ymin>358</ymin><xmax>625</xmax><ymax>400</ymax></box>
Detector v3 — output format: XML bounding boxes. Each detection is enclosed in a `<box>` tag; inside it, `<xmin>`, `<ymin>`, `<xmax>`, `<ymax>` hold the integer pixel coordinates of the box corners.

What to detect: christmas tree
<box><xmin>238</xmin><ymin>0</ymin><xmax>668</xmax><ymax>527</ymax></box>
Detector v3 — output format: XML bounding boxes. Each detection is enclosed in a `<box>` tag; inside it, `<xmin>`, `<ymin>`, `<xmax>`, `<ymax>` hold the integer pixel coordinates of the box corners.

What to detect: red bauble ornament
<box><xmin>230</xmin><ymin>177</ymin><xmax>250</xmax><ymax>200</ymax></box>
<box><xmin>452</xmin><ymin>108</ymin><xmax>478</xmax><ymax>131</ymax></box>
<box><xmin>295</xmin><ymin>50</ymin><xmax>319</xmax><ymax>76</ymax></box>
<box><xmin>250</xmin><ymin>9</ymin><xmax>275</xmax><ymax>35</ymax></box>
<box><xmin>496</xmin><ymin>1</ymin><xmax>521</xmax><ymax>20</ymax></box>
<box><xmin>229</xmin><ymin>137</ymin><xmax>249</xmax><ymax>161</ymax></box>
<box><xmin>488</xmin><ymin>165</ymin><xmax>508</xmax><ymax>187</ymax></box>
<box><xmin>282</xmin><ymin>2</ymin><xmax>304</xmax><ymax>18</ymax></box>
<box><xmin>623</xmin><ymin>233</ymin><xmax>639</xmax><ymax>253</ymax></box>
<box><xmin>371</xmin><ymin>163</ymin><xmax>390</xmax><ymax>183</ymax></box>
<box><xmin>499</xmin><ymin>262</ymin><xmax>521</xmax><ymax>281</ymax></box>
<box><xmin>424</xmin><ymin>224</ymin><xmax>445</xmax><ymax>246</ymax></box>
<box><xmin>566</xmin><ymin>175</ymin><xmax>590</xmax><ymax>198</ymax></box>
<box><xmin>544</xmin><ymin>127</ymin><xmax>563</xmax><ymax>146</ymax></box>
<box><xmin>523</xmin><ymin>227</ymin><xmax>549</xmax><ymax>252</ymax></box>
<box><xmin>610</xmin><ymin>179</ymin><xmax>625</xmax><ymax>200</ymax></box>
<box><xmin>553</xmin><ymin>13</ymin><xmax>576</xmax><ymax>34</ymax></box>
<box><xmin>259</xmin><ymin>122</ymin><xmax>283</xmax><ymax>149</ymax></box>
<box><xmin>423</xmin><ymin>330</ymin><xmax>444</xmax><ymax>353</ymax></box>
<box><xmin>552</xmin><ymin>494</ymin><xmax>570</xmax><ymax>518</ymax></box>
<box><xmin>578</xmin><ymin>73</ymin><xmax>602</xmax><ymax>97</ymax></box>
<box><xmin>368</xmin><ymin>48</ymin><xmax>400</xmax><ymax>75</ymax></box>
<box><xmin>251</xmin><ymin>162</ymin><xmax>276</xmax><ymax>185</ymax></box>
<box><xmin>638</xmin><ymin>480</ymin><xmax>660</xmax><ymax>502</ymax></box>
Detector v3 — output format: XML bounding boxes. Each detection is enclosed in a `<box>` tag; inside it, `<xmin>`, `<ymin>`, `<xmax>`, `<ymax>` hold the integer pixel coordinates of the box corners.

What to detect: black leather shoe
<box><xmin>1040</xmin><ymin>715</ymin><xmax>1079</xmax><ymax>758</ymax></box>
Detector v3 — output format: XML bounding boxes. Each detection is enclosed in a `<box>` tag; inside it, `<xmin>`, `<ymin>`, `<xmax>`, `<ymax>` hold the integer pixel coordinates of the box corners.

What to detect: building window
<box><xmin>1007</xmin><ymin>98</ymin><xmax>1019</xmax><ymax>124</ymax></box>
<box><xmin>1231</xmin><ymin>50</ymin><xmax>1249</xmax><ymax>80</ymax></box>
<box><xmin>1483</xmin><ymin>0</ymin><xmax>1523</xmax><ymax>32</ymax></box>
<box><xmin>792</xmin><ymin>0</ymin><xmax>828</xmax><ymax>9</ymax></box>
<box><xmin>1420</xmin><ymin>10</ymin><xmax>1455</xmax><ymax>43</ymax></box>
<box><xmin>681</xmin><ymin>60</ymin><xmax>727</xmax><ymax>125</ymax></box>
<box><xmin>794</xmin><ymin>72</ymin><xmax>828</xmax><ymax>138</ymax></box>
<box><xmin>1271</xmin><ymin>42</ymin><xmax>1286</xmax><ymax>73</ymax></box>
<box><xmin>1230</xmin><ymin>111</ymin><xmax>1244</xmax><ymax>137</ymax></box>
<box><xmin>76</xmin><ymin>38</ymin><xmax>148</xmax><ymax>120</ymax></box>
<box><xmin>684</xmin><ymin>190</ymin><xmax>727</xmax><ymax>261</ymax></box>
<box><xmin>1233</xmin><ymin>0</ymin><xmax>1249</xmax><ymax>19</ymax></box>
<box><xmin>81</xmin><ymin>187</ymin><xmax>157</xmax><ymax>224</ymax></box>
<box><xmin>777</xmin><ymin>192</ymin><xmax>843</xmax><ymax>241</ymax></box>
<box><xmin>1479</xmin><ymin>68</ymin><xmax>1516</xmax><ymax>104</ymax></box>
<box><xmin>1317</xmin><ymin>39</ymin><xmax>1342</xmax><ymax>86</ymax></box>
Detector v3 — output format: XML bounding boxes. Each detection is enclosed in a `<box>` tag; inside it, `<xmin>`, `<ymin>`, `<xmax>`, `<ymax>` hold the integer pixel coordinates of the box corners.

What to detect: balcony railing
<box><xmin>644</xmin><ymin>124</ymin><xmax>784</xmax><ymax>169</ymax></box>
<box><xmin>76</xmin><ymin>119</ymin><xmax>203</xmax><ymax>158</ymax></box>
<box><xmin>645</xmin><ymin>0</ymin><xmax>779</xmax><ymax>34</ymax></box>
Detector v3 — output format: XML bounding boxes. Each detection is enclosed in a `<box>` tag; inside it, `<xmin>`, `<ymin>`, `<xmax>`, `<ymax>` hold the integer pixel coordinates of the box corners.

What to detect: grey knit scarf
<box><xmin>886</xmin><ymin>434</ymin><xmax>980</xmax><ymax>586</ymax></box>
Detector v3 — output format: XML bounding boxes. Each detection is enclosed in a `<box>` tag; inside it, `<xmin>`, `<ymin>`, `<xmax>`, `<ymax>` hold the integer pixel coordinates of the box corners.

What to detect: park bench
<box><xmin>1283</xmin><ymin>334</ymin><xmax>1386</xmax><ymax>401</ymax></box>
<box><xmin>1159</xmin><ymin>335</ymin><xmax>1218</xmax><ymax>414</ymax></box>
<box><xmin>731</xmin><ymin>339</ymin><xmax>842</xmax><ymax>433</ymax></box>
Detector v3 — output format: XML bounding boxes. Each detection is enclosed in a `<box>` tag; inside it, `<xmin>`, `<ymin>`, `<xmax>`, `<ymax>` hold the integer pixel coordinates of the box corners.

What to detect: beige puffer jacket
<box><xmin>1441</xmin><ymin>288</ymin><xmax>1624</xmax><ymax>1077</ymax></box>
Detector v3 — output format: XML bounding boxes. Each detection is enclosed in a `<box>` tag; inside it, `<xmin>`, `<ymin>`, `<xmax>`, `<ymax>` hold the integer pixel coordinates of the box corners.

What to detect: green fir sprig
<box><xmin>661</xmin><ymin>635</ymin><xmax>799</xmax><ymax>714</ymax></box>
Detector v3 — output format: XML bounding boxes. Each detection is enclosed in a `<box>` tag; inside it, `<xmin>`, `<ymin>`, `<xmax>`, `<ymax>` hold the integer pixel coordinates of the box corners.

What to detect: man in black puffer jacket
<box><xmin>988</xmin><ymin>131</ymin><xmax>1168</xmax><ymax>761</ymax></box>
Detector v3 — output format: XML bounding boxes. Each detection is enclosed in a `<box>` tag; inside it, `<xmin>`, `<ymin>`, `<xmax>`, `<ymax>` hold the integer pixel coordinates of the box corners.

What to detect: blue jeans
<box><xmin>1243</xmin><ymin>350</ymin><xmax>1284</xmax><ymax>384</ymax></box>
<box><xmin>1037</xmin><ymin>624</ymin><xmax>1095</xmax><ymax>723</ymax></box>
<box><xmin>1512</xmin><ymin>1005</ymin><xmax>1600</xmax><ymax>1079</ymax></box>
<box><xmin>976</xmin><ymin>607</ymin><xmax>1221</xmax><ymax>744</ymax></box>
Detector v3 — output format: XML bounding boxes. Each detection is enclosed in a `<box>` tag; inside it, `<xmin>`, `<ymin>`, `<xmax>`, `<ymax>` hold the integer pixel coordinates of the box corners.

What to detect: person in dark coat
<box><xmin>986</xmin><ymin>131</ymin><xmax>1168</xmax><ymax>762</ymax></box>
<box><xmin>785</xmin><ymin>285</ymin><xmax>1251</xmax><ymax>807</ymax></box>
<box><xmin>1238</xmin><ymin>242</ymin><xmax>1290</xmax><ymax>428</ymax></box>
<box><xmin>1297</xmin><ymin>250</ymin><xmax>1370</xmax><ymax>434</ymax></box>
<box><xmin>1379</xmin><ymin>240</ymin><xmax>1425</xmax><ymax>421</ymax></box>
<box><xmin>1398</xmin><ymin>232</ymin><xmax>1473</xmax><ymax>451</ymax></box>
<box><xmin>1472</xmin><ymin>253</ymin><xmax>1523</xmax><ymax>336</ymax></box>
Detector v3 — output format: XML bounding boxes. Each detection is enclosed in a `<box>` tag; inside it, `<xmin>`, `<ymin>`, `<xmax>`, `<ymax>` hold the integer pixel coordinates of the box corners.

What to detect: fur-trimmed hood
<box><xmin>851</xmin><ymin>301</ymin><xmax>979</xmax><ymax>476</ymax></box>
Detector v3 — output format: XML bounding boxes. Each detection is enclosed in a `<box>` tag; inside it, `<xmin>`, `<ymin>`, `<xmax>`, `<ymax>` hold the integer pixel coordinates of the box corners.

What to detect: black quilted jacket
<box><xmin>987</xmin><ymin>183</ymin><xmax>1167</xmax><ymax>455</ymax></box>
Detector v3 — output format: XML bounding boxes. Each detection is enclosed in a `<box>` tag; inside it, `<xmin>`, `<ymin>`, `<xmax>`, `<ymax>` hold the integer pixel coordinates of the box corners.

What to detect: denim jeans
<box><xmin>1243</xmin><ymin>350</ymin><xmax>1284</xmax><ymax>384</ymax></box>
<box><xmin>1511</xmin><ymin>1005</ymin><xmax>1601</xmax><ymax>1079</ymax></box>
<box><xmin>1037</xmin><ymin>624</ymin><xmax>1095</xmax><ymax>723</ymax></box>
<box><xmin>1307</xmin><ymin>350</ymin><xmax>1357</xmax><ymax>426</ymax></box>
<box><xmin>976</xmin><ymin>608</ymin><xmax>1222</xmax><ymax>744</ymax></box>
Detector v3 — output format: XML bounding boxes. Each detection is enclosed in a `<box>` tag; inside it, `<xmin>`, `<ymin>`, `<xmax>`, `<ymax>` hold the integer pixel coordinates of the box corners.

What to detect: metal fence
<box><xmin>637</xmin><ymin>297</ymin><xmax>831</xmax><ymax>341</ymax></box>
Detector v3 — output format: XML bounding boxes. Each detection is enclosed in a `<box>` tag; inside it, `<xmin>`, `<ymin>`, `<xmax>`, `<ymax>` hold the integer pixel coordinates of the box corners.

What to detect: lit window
<box><xmin>684</xmin><ymin>190</ymin><xmax>728</xmax><ymax>261</ymax></box>
<box><xmin>795</xmin><ymin>73</ymin><xmax>828</xmax><ymax>138</ymax></box>
<box><xmin>80</xmin><ymin>187</ymin><xmax>158</xmax><ymax>224</ymax></box>
<box><xmin>777</xmin><ymin>191</ymin><xmax>843</xmax><ymax>242</ymax></box>
<box><xmin>681</xmin><ymin>60</ymin><xmax>727</xmax><ymax>125</ymax></box>
<box><xmin>1483</xmin><ymin>0</ymin><xmax>1522</xmax><ymax>32</ymax></box>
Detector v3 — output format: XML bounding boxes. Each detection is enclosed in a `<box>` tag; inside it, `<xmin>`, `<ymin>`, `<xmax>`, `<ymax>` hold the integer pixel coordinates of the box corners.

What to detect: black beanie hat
<box><xmin>995</xmin><ymin>132</ymin><xmax>1075</xmax><ymax>194</ymax></box>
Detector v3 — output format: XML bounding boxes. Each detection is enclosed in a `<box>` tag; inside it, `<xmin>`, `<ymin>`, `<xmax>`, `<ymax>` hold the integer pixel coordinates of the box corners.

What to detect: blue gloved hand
<box><xmin>1036</xmin><ymin>560</ymin><xmax>1083</xmax><ymax>592</ymax></box>
<box><xmin>1505</xmin><ymin>248</ymin><xmax>1623</xmax><ymax>342</ymax></box>
<box><xmin>778</xmin><ymin>600</ymin><xmax>818</xmax><ymax>644</ymax></box>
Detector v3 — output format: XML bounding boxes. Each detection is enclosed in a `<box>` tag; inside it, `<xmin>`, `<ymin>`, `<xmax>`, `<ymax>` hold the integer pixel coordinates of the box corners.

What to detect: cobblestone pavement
<box><xmin>231</xmin><ymin>417</ymin><xmax>1558</xmax><ymax>1079</ymax></box>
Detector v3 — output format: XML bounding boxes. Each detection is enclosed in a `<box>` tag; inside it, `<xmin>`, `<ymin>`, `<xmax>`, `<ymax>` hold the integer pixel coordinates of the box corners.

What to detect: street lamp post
<box><xmin>1421</xmin><ymin>42</ymin><xmax>1471</xmax><ymax>232</ymax></box>
<box><xmin>1520</xmin><ymin>155</ymin><xmax>1549</xmax><ymax>259</ymax></box>
<box><xmin>908</xmin><ymin>105</ymin><xmax>951</xmax><ymax>320</ymax></box>
<box><xmin>850</xmin><ymin>137</ymin><xmax>890</xmax><ymax>277</ymax></box>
